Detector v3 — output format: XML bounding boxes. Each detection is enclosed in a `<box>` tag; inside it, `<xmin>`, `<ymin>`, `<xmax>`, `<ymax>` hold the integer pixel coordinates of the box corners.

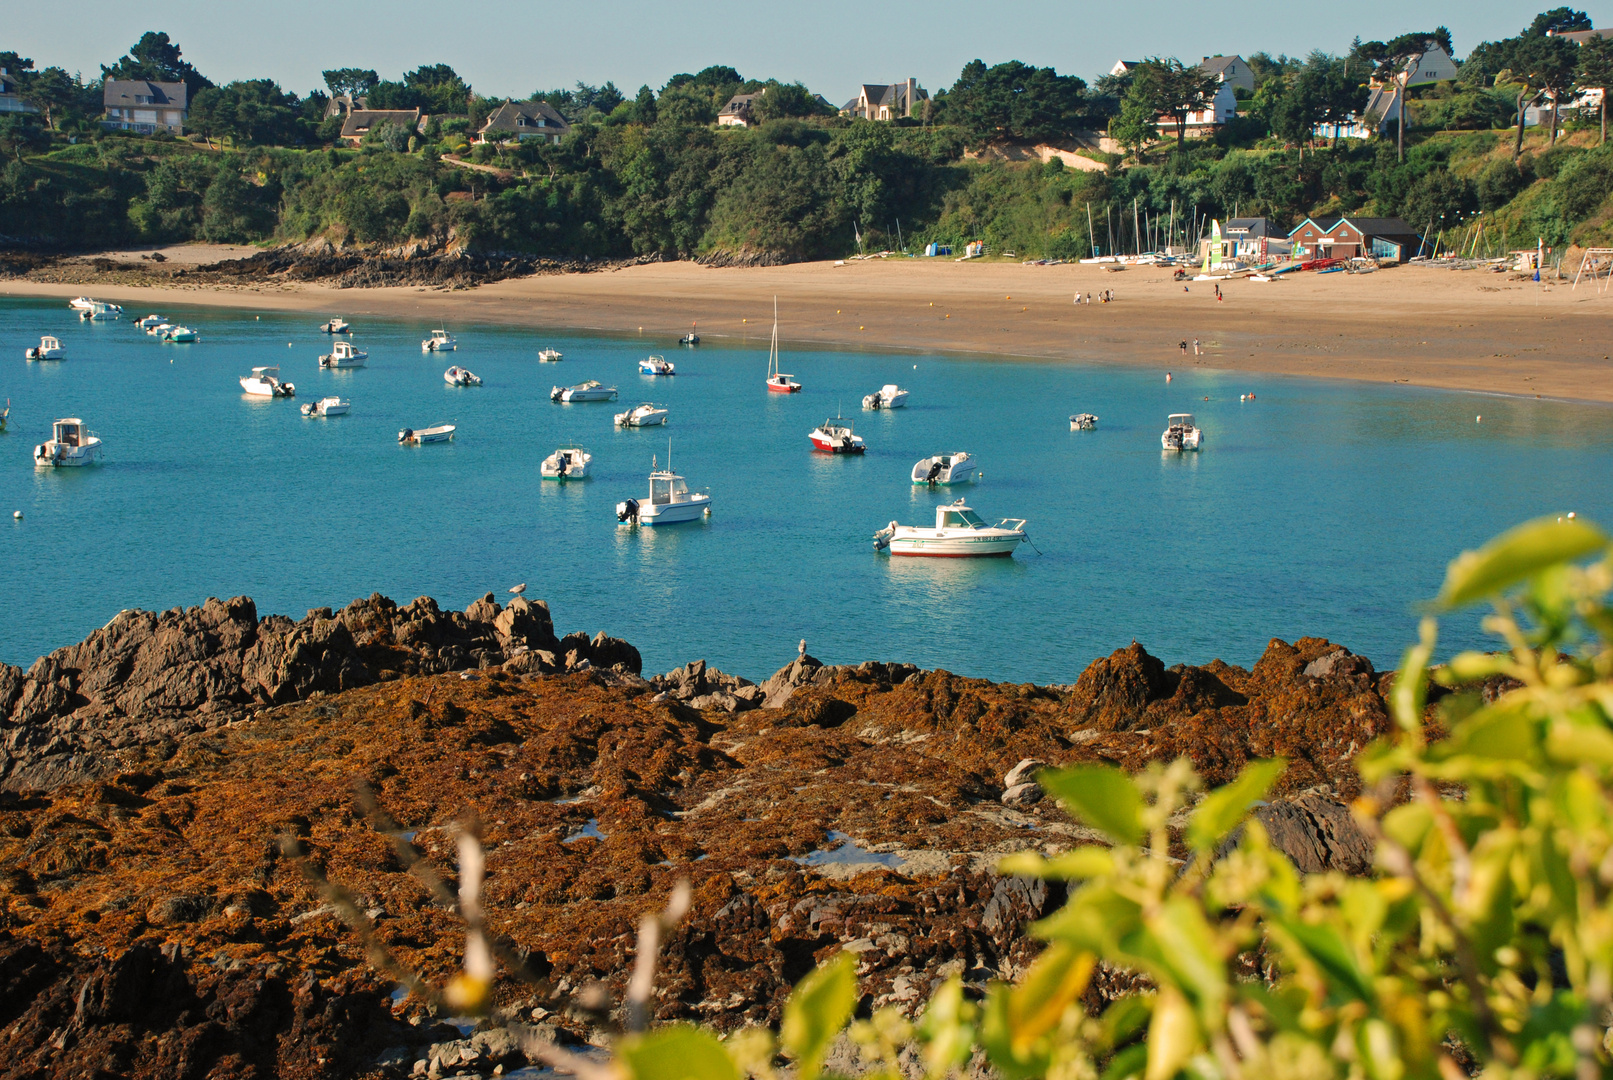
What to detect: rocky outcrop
<box><xmin>1255</xmin><ymin>791</ymin><xmax>1375</xmax><ymax>875</ymax></box>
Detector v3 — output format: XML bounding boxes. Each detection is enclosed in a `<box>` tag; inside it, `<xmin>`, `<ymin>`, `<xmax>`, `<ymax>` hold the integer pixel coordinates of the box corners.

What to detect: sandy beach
<box><xmin>5</xmin><ymin>249</ymin><xmax>1611</xmax><ymax>403</ymax></box>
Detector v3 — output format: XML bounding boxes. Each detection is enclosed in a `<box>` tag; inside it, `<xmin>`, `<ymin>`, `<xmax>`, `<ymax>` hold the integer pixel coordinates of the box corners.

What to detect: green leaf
<box><xmin>998</xmin><ymin>847</ymin><xmax>1115</xmax><ymax>880</ymax></box>
<box><xmin>1006</xmin><ymin>942</ymin><xmax>1093</xmax><ymax>1054</ymax></box>
<box><xmin>1186</xmin><ymin>759</ymin><xmax>1286</xmax><ymax>855</ymax></box>
<box><xmin>1392</xmin><ymin>618</ymin><xmax>1437</xmax><ymax>735</ymax></box>
<box><xmin>1145</xmin><ymin>987</ymin><xmax>1199</xmax><ymax>1080</ymax></box>
<box><xmin>1434</xmin><ymin>517</ymin><xmax>1608</xmax><ymax>611</ymax></box>
<box><xmin>1272</xmin><ymin>916</ymin><xmax>1376</xmax><ymax>1004</ymax></box>
<box><xmin>1038</xmin><ymin>765</ymin><xmax>1145</xmax><ymax>846</ymax></box>
<box><xmin>782</xmin><ymin>951</ymin><xmax>858</xmax><ymax>1080</ymax></box>
<box><xmin>618</xmin><ymin>1025</ymin><xmax>741</xmax><ymax>1080</ymax></box>
<box><xmin>917</xmin><ymin>976</ymin><xmax>976</xmax><ymax>1079</ymax></box>
<box><xmin>1440</xmin><ymin>701</ymin><xmax>1539</xmax><ymax>763</ymax></box>
<box><xmin>1132</xmin><ymin>898</ymin><xmax>1227</xmax><ymax>1016</ymax></box>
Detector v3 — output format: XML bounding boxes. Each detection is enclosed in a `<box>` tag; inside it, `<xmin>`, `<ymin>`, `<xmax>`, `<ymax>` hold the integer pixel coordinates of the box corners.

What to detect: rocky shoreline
<box><xmin>0</xmin><ymin>591</ymin><xmax>1394</xmax><ymax>1079</ymax></box>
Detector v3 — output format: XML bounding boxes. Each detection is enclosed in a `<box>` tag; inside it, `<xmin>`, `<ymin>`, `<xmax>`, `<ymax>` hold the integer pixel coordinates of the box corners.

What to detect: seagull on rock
<box><xmin>509</xmin><ymin>583</ymin><xmax>527</xmax><ymax>597</ymax></box>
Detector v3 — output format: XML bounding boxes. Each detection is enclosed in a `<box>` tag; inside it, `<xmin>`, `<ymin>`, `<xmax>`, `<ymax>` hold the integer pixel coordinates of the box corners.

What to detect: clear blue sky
<box><xmin>8</xmin><ymin>0</ymin><xmax>1609</xmax><ymax>100</ymax></box>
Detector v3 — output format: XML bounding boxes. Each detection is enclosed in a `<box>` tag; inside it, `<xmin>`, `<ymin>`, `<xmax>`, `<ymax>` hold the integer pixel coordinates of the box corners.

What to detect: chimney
<box><xmin>907</xmin><ymin>77</ymin><xmax>916</xmax><ymax>118</ymax></box>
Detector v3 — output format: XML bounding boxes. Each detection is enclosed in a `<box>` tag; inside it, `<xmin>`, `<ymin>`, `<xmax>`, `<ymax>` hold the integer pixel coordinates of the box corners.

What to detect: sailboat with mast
<box><xmin>764</xmin><ymin>297</ymin><xmax>800</xmax><ymax>393</ymax></box>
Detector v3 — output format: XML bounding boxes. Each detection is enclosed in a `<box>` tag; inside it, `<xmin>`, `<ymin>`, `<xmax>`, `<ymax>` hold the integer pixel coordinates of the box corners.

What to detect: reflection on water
<box><xmin>2</xmin><ymin>295</ymin><xmax>1611</xmax><ymax>682</ymax></box>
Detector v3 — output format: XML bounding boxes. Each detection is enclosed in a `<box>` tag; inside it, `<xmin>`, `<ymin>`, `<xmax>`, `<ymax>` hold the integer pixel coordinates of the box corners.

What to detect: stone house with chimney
<box><xmin>840</xmin><ymin>79</ymin><xmax>926</xmax><ymax>121</ymax></box>
<box><xmin>476</xmin><ymin>100</ymin><xmax>569</xmax><ymax>144</ymax></box>
<box><xmin>339</xmin><ymin>109</ymin><xmax>424</xmax><ymax>146</ymax></box>
<box><xmin>102</xmin><ymin>79</ymin><xmax>188</xmax><ymax>134</ymax></box>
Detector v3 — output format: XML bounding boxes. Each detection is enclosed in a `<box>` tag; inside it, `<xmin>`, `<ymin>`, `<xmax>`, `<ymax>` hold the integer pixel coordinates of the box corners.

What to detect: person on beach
<box><xmin>1074</xmin><ymin>292</ymin><xmax>1081</xmax><ymax>305</ymax></box>
<box><xmin>1193</xmin><ymin>339</ymin><xmax>1201</xmax><ymax>355</ymax></box>
<box><xmin>1179</xmin><ymin>341</ymin><xmax>1188</xmax><ymax>354</ymax></box>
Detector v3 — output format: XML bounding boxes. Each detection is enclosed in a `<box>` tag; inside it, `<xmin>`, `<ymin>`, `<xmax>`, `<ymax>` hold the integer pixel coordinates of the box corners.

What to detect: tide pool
<box><xmin>1</xmin><ymin>296</ymin><xmax>1608</xmax><ymax>682</ymax></box>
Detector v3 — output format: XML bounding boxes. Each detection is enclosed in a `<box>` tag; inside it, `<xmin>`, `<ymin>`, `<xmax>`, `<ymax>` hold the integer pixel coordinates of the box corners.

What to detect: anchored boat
<box><xmin>911</xmin><ymin>452</ymin><xmax>975</xmax><ymax>485</ymax></box>
<box><xmin>616</xmin><ymin>451</ymin><xmax>711</xmax><ymax>525</ymax></box>
<box><xmin>24</xmin><ymin>336</ymin><xmax>64</xmax><ymax>361</ymax></box>
<box><xmin>765</xmin><ymin>298</ymin><xmax>800</xmax><ymax>392</ymax></box>
<box><xmin>162</xmin><ymin>325</ymin><xmax>199</xmax><ymax>343</ymax></box>
<box><xmin>1069</xmin><ymin>413</ymin><xmax>1098</xmax><ymax>430</ymax></box>
<box><xmin>538</xmin><ymin>347</ymin><xmax>563</xmax><ymax>362</ymax></box>
<box><xmin>1161</xmin><ymin>413</ymin><xmax>1203</xmax><ymax>451</ymax></box>
<box><xmin>240</xmin><ymin>366</ymin><xmax>294</xmax><ymax>397</ymax></box>
<box><xmin>300</xmin><ymin>396</ymin><xmax>350</xmax><ymax>417</ymax></box>
<box><xmin>541</xmin><ymin>444</ymin><xmax>592</xmax><ymax>480</ymax></box>
<box><xmin>444</xmin><ymin>366</ymin><xmax>482</xmax><ymax>386</ymax></box>
<box><xmin>862</xmin><ymin>384</ymin><xmax>909</xmax><ymax>410</ymax></box>
<box><xmin>34</xmin><ymin>418</ymin><xmax>102</xmax><ymax>468</ymax></box>
<box><xmin>136</xmin><ymin>314</ymin><xmax>165</xmax><ymax>330</ymax></box>
<box><xmin>551</xmin><ymin>381</ymin><xmax>618</xmax><ymax>402</ymax></box>
<box><xmin>422</xmin><ymin>329</ymin><xmax>457</xmax><ymax>353</ymax></box>
<box><xmin>679</xmin><ymin>323</ymin><xmax>700</xmax><ymax>345</ymax></box>
<box><xmin>399</xmin><ymin>424</ymin><xmax>455</xmax><ymax>445</ymax></box>
<box><xmin>615</xmin><ymin>402</ymin><xmax>668</xmax><ymax>427</ymax></box>
<box><xmin>319</xmin><ymin>341</ymin><xmax>367</xmax><ymax>368</ymax></box>
<box><xmin>319</xmin><ymin>318</ymin><xmax>351</xmax><ymax>334</ymax></box>
<box><xmin>639</xmin><ymin>355</ymin><xmax>676</xmax><ymax>375</ymax></box>
<box><xmin>873</xmin><ymin>500</ymin><xmax>1028</xmax><ymax>558</ymax></box>
<box><xmin>809</xmin><ymin>416</ymin><xmax>865</xmax><ymax>454</ymax></box>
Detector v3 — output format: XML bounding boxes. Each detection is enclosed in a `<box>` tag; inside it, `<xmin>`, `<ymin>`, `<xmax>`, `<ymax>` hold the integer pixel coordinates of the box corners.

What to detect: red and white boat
<box><xmin>809</xmin><ymin>416</ymin><xmax>865</xmax><ymax>454</ymax></box>
<box><xmin>764</xmin><ymin>297</ymin><xmax>800</xmax><ymax>393</ymax></box>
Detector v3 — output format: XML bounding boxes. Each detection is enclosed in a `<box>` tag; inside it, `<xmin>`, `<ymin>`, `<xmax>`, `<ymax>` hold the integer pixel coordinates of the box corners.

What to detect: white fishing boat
<box><xmin>639</xmin><ymin>355</ymin><xmax>676</xmax><ymax>375</ymax></box>
<box><xmin>615</xmin><ymin>402</ymin><xmax>668</xmax><ymax>427</ymax></box>
<box><xmin>422</xmin><ymin>329</ymin><xmax>457</xmax><ymax>353</ymax></box>
<box><xmin>538</xmin><ymin>347</ymin><xmax>563</xmax><ymax>362</ymax></box>
<box><xmin>444</xmin><ymin>366</ymin><xmax>482</xmax><ymax>386</ymax></box>
<box><xmin>319</xmin><ymin>317</ymin><xmax>351</xmax><ymax>334</ymax></box>
<box><xmin>872</xmin><ymin>500</ymin><xmax>1028</xmax><ymax>558</ymax></box>
<box><xmin>809</xmin><ymin>415</ymin><xmax>865</xmax><ymax>454</ymax></box>
<box><xmin>24</xmin><ymin>336</ymin><xmax>64</xmax><ymax>361</ymax></box>
<box><xmin>0</xmin><ymin>399</ymin><xmax>8</xmax><ymax>433</ymax></box>
<box><xmin>162</xmin><ymin>325</ymin><xmax>199</xmax><ymax>343</ymax></box>
<box><xmin>862</xmin><ymin>384</ymin><xmax>909</xmax><ymax>410</ymax></box>
<box><xmin>80</xmin><ymin>301</ymin><xmax>122</xmax><ymax>321</ymax></box>
<box><xmin>679</xmin><ymin>323</ymin><xmax>700</xmax><ymax>345</ymax></box>
<box><xmin>540</xmin><ymin>444</ymin><xmax>592</xmax><ymax>480</ymax></box>
<box><xmin>399</xmin><ymin>424</ymin><xmax>455</xmax><ymax>444</ymax></box>
<box><xmin>1162</xmin><ymin>413</ymin><xmax>1203</xmax><ymax>451</ymax></box>
<box><xmin>300</xmin><ymin>396</ymin><xmax>350</xmax><ymax>417</ymax></box>
<box><xmin>551</xmin><ymin>380</ymin><xmax>618</xmax><ymax>402</ymax></box>
<box><xmin>147</xmin><ymin>322</ymin><xmax>173</xmax><ymax>337</ymax></box>
<box><xmin>68</xmin><ymin>297</ymin><xmax>96</xmax><ymax>312</ymax></box>
<box><xmin>911</xmin><ymin>452</ymin><xmax>975</xmax><ymax>485</ymax></box>
<box><xmin>765</xmin><ymin>297</ymin><xmax>800</xmax><ymax>392</ymax></box>
<box><xmin>616</xmin><ymin>450</ymin><xmax>711</xmax><ymax>525</ymax></box>
<box><xmin>34</xmin><ymin>418</ymin><xmax>102</xmax><ymax>468</ymax></box>
<box><xmin>319</xmin><ymin>340</ymin><xmax>367</xmax><ymax>368</ymax></box>
<box><xmin>136</xmin><ymin>314</ymin><xmax>165</xmax><ymax>329</ymax></box>
<box><xmin>1069</xmin><ymin>413</ymin><xmax>1098</xmax><ymax>430</ymax></box>
<box><xmin>240</xmin><ymin>366</ymin><xmax>294</xmax><ymax>397</ymax></box>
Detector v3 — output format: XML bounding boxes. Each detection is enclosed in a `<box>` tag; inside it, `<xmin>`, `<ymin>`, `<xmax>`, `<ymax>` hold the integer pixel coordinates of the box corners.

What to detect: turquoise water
<box><xmin>1</xmin><ymin>296</ymin><xmax>1608</xmax><ymax>682</ymax></box>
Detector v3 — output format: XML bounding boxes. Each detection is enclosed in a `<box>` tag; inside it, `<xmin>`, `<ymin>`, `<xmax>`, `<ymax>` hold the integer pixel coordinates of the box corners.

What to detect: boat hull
<box><xmin>887</xmin><ymin>532</ymin><xmax>1022</xmax><ymax>557</ymax></box>
<box><xmin>321</xmin><ymin>358</ymin><xmax>365</xmax><ymax>369</ymax></box>
<box><xmin>561</xmin><ymin>389</ymin><xmax>618</xmax><ymax>401</ymax></box>
<box><xmin>767</xmin><ymin>380</ymin><xmax>800</xmax><ymax>393</ymax></box>
<box><xmin>640</xmin><ymin>494</ymin><xmax>711</xmax><ymax>524</ymax></box>
<box><xmin>810</xmin><ymin>434</ymin><xmax>864</xmax><ymax>454</ymax></box>
<box><xmin>34</xmin><ymin>440</ymin><xmax>102</xmax><ymax>468</ymax></box>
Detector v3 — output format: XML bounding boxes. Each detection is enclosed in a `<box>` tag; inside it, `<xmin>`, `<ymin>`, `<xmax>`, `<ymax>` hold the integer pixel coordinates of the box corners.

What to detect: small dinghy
<box><xmin>538</xmin><ymin>347</ymin><xmax>563</xmax><ymax>362</ymax></box>
<box><xmin>639</xmin><ymin>355</ymin><xmax>676</xmax><ymax>375</ymax></box>
<box><xmin>911</xmin><ymin>452</ymin><xmax>975</xmax><ymax>485</ymax></box>
<box><xmin>1069</xmin><ymin>413</ymin><xmax>1098</xmax><ymax>430</ymax></box>
<box><xmin>862</xmin><ymin>384</ymin><xmax>909</xmax><ymax>410</ymax></box>
<box><xmin>319</xmin><ymin>318</ymin><xmax>351</xmax><ymax>334</ymax></box>
<box><xmin>809</xmin><ymin>416</ymin><xmax>865</xmax><ymax>454</ymax></box>
<box><xmin>319</xmin><ymin>341</ymin><xmax>367</xmax><ymax>368</ymax></box>
<box><xmin>422</xmin><ymin>329</ymin><xmax>457</xmax><ymax>353</ymax></box>
<box><xmin>24</xmin><ymin>336</ymin><xmax>64</xmax><ymax>361</ymax></box>
<box><xmin>0</xmin><ymin>399</ymin><xmax>9</xmax><ymax>433</ymax></box>
<box><xmin>444</xmin><ymin>366</ymin><xmax>482</xmax><ymax>386</ymax></box>
<box><xmin>240</xmin><ymin>366</ymin><xmax>294</xmax><ymax>397</ymax></box>
<box><xmin>399</xmin><ymin>424</ymin><xmax>455</xmax><ymax>445</ymax></box>
<box><xmin>616</xmin><ymin>450</ymin><xmax>711</xmax><ymax>525</ymax></box>
<box><xmin>541</xmin><ymin>444</ymin><xmax>592</xmax><ymax>480</ymax></box>
<box><xmin>301</xmin><ymin>396</ymin><xmax>350</xmax><ymax>417</ymax></box>
<box><xmin>1161</xmin><ymin>413</ymin><xmax>1203</xmax><ymax>451</ymax></box>
<box><xmin>679</xmin><ymin>323</ymin><xmax>700</xmax><ymax>345</ymax></box>
<box><xmin>873</xmin><ymin>500</ymin><xmax>1028</xmax><ymax>558</ymax></box>
<box><xmin>34</xmin><ymin>418</ymin><xmax>102</xmax><ymax>468</ymax></box>
<box><xmin>551</xmin><ymin>381</ymin><xmax>618</xmax><ymax>402</ymax></box>
<box><xmin>615</xmin><ymin>402</ymin><xmax>668</xmax><ymax>427</ymax></box>
<box><xmin>162</xmin><ymin>325</ymin><xmax>199</xmax><ymax>342</ymax></box>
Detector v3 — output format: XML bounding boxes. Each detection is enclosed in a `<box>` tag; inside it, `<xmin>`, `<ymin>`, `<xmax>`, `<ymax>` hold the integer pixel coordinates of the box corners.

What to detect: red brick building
<box><xmin>1288</xmin><ymin>216</ymin><xmax>1424</xmax><ymax>262</ymax></box>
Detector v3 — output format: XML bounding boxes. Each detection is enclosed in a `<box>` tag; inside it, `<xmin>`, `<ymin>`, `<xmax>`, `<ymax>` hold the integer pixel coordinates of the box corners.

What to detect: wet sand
<box><xmin>5</xmin><ymin>251</ymin><xmax>1611</xmax><ymax>403</ymax></box>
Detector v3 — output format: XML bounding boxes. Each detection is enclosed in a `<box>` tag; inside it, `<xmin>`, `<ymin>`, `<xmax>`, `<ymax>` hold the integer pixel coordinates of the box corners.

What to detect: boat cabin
<box><xmin>428</xmin><ymin>330</ymin><xmax>452</xmax><ymax>345</ymax></box>
<box><xmin>53</xmin><ymin>419</ymin><xmax>84</xmax><ymax>446</ymax></box>
<box><xmin>332</xmin><ymin>341</ymin><xmax>360</xmax><ymax>359</ymax></box>
<box><xmin>820</xmin><ymin>418</ymin><xmax>854</xmax><ymax>435</ymax></box>
<box><xmin>649</xmin><ymin>471</ymin><xmax>692</xmax><ymax>505</ymax></box>
<box><xmin>1168</xmin><ymin>413</ymin><xmax>1196</xmax><ymax>427</ymax></box>
<box><xmin>40</xmin><ymin>336</ymin><xmax>60</xmax><ymax>351</ymax></box>
<box><xmin>937</xmin><ymin>505</ymin><xmax>987</xmax><ymax>529</ymax></box>
<box><xmin>252</xmin><ymin>366</ymin><xmax>279</xmax><ymax>377</ymax></box>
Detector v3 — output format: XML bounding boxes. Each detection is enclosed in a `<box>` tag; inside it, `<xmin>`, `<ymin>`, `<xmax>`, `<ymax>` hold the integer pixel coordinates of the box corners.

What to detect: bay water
<box><xmin>2</xmin><ymin>296</ymin><xmax>1608</xmax><ymax>683</ymax></box>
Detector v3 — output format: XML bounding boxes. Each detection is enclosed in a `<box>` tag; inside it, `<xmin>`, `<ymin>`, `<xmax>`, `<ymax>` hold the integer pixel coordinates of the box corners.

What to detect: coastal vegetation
<box><xmin>5</xmin><ymin>16</ymin><xmax>1613</xmax><ymax>261</ymax></box>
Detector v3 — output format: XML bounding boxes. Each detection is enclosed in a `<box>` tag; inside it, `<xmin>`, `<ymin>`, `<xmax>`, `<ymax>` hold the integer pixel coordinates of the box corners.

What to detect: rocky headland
<box><xmin>0</xmin><ymin>591</ymin><xmax>1398</xmax><ymax>1079</ymax></box>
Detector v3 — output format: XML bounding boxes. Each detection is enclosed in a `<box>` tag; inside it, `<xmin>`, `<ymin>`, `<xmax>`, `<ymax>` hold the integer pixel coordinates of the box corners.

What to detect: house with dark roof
<box><xmin>339</xmin><ymin>109</ymin><xmax>424</xmax><ymax>145</ymax></box>
<box><xmin>1220</xmin><ymin>218</ymin><xmax>1291</xmax><ymax>260</ymax></box>
<box><xmin>102</xmin><ymin>79</ymin><xmax>187</xmax><ymax>134</ymax></box>
<box><xmin>840</xmin><ymin>79</ymin><xmax>926</xmax><ymax>121</ymax></box>
<box><xmin>1289</xmin><ymin>216</ymin><xmax>1424</xmax><ymax>262</ymax></box>
<box><xmin>476</xmin><ymin>100</ymin><xmax>569</xmax><ymax>144</ymax></box>
<box><xmin>0</xmin><ymin>68</ymin><xmax>39</xmax><ymax>116</ymax></box>
<box><xmin>325</xmin><ymin>93</ymin><xmax>368</xmax><ymax>119</ymax></box>
<box><xmin>718</xmin><ymin>91</ymin><xmax>764</xmax><ymax>128</ymax></box>
<box><xmin>1200</xmin><ymin>55</ymin><xmax>1253</xmax><ymax>94</ymax></box>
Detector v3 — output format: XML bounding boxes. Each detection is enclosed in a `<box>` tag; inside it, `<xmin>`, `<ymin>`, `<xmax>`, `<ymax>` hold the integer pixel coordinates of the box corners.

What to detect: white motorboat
<box><xmin>162</xmin><ymin>325</ymin><xmax>199</xmax><ymax>342</ymax></box>
<box><xmin>399</xmin><ymin>424</ymin><xmax>456</xmax><ymax>444</ymax></box>
<box><xmin>809</xmin><ymin>415</ymin><xmax>865</xmax><ymax>454</ymax></box>
<box><xmin>68</xmin><ymin>297</ymin><xmax>96</xmax><ymax>311</ymax></box>
<box><xmin>444</xmin><ymin>366</ymin><xmax>482</xmax><ymax>386</ymax></box>
<box><xmin>320</xmin><ymin>318</ymin><xmax>351</xmax><ymax>334</ymax></box>
<box><xmin>147</xmin><ymin>322</ymin><xmax>174</xmax><ymax>337</ymax></box>
<box><xmin>136</xmin><ymin>314</ymin><xmax>165</xmax><ymax>329</ymax></box>
<box><xmin>862</xmin><ymin>384</ymin><xmax>909</xmax><ymax>410</ymax></box>
<box><xmin>551</xmin><ymin>381</ymin><xmax>618</xmax><ymax>402</ymax></box>
<box><xmin>873</xmin><ymin>500</ymin><xmax>1028</xmax><ymax>558</ymax></box>
<box><xmin>422</xmin><ymin>329</ymin><xmax>457</xmax><ymax>353</ymax></box>
<box><xmin>1162</xmin><ymin>413</ymin><xmax>1203</xmax><ymax>451</ymax></box>
<box><xmin>616</xmin><ymin>452</ymin><xmax>711</xmax><ymax>525</ymax></box>
<box><xmin>1069</xmin><ymin>413</ymin><xmax>1098</xmax><ymax>430</ymax></box>
<box><xmin>300</xmin><ymin>396</ymin><xmax>350</xmax><ymax>417</ymax></box>
<box><xmin>765</xmin><ymin>298</ymin><xmax>800</xmax><ymax>392</ymax></box>
<box><xmin>80</xmin><ymin>302</ymin><xmax>122</xmax><ymax>321</ymax></box>
<box><xmin>615</xmin><ymin>402</ymin><xmax>668</xmax><ymax>427</ymax></box>
<box><xmin>240</xmin><ymin>366</ymin><xmax>294</xmax><ymax>397</ymax></box>
<box><xmin>679</xmin><ymin>323</ymin><xmax>700</xmax><ymax>345</ymax></box>
<box><xmin>34</xmin><ymin>418</ymin><xmax>102</xmax><ymax>468</ymax></box>
<box><xmin>911</xmin><ymin>452</ymin><xmax>975</xmax><ymax>485</ymax></box>
<box><xmin>0</xmin><ymin>399</ymin><xmax>8</xmax><ymax>433</ymax></box>
<box><xmin>540</xmin><ymin>444</ymin><xmax>592</xmax><ymax>480</ymax></box>
<box><xmin>24</xmin><ymin>336</ymin><xmax>64</xmax><ymax>361</ymax></box>
<box><xmin>639</xmin><ymin>355</ymin><xmax>676</xmax><ymax>375</ymax></box>
<box><xmin>538</xmin><ymin>347</ymin><xmax>563</xmax><ymax>362</ymax></box>
<box><xmin>319</xmin><ymin>341</ymin><xmax>367</xmax><ymax>368</ymax></box>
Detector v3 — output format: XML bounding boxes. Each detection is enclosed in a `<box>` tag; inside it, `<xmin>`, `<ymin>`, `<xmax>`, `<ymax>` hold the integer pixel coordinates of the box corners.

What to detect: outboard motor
<box><xmin>926</xmin><ymin>460</ymin><xmax>944</xmax><ymax>485</ymax></box>
<box><xmin>616</xmin><ymin>498</ymin><xmax>640</xmax><ymax>524</ymax></box>
<box><xmin>550</xmin><ymin>387</ymin><xmax>564</xmax><ymax>402</ymax></box>
<box><xmin>399</xmin><ymin>428</ymin><xmax>413</xmax><ymax>444</ymax></box>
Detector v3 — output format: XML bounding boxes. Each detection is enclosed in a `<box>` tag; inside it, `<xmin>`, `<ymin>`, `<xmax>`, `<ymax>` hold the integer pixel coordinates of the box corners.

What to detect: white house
<box><xmin>717</xmin><ymin>91</ymin><xmax>764</xmax><ymax>127</ymax></box>
<box><xmin>1200</xmin><ymin>55</ymin><xmax>1253</xmax><ymax>94</ymax></box>
<box><xmin>476</xmin><ymin>100</ymin><xmax>569</xmax><ymax>144</ymax></box>
<box><xmin>1155</xmin><ymin>81</ymin><xmax>1238</xmax><ymax>137</ymax></box>
<box><xmin>0</xmin><ymin>68</ymin><xmax>40</xmax><ymax>115</ymax></box>
<box><xmin>102</xmin><ymin>79</ymin><xmax>187</xmax><ymax>134</ymax></box>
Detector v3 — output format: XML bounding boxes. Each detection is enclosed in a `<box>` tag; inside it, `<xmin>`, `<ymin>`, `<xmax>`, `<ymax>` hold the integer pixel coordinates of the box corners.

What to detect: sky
<box><xmin>8</xmin><ymin>0</ymin><xmax>1611</xmax><ymax>101</ymax></box>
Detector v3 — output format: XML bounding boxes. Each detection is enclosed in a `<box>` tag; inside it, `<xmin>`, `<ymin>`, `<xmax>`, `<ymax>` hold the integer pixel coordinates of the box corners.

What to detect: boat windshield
<box><xmin>940</xmin><ymin>509</ymin><xmax>986</xmax><ymax>528</ymax></box>
<box><xmin>56</xmin><ymin>424</ymin><xmax>79</xmax><ymax>445</ymax></box>
<box><xmin>1169</xmin><ymin>414</ymin><xmax>1195</xmax><ymax>426</ymax></box>
<box><xmin>650</xmin><ymin>477</ymin><xmax>688</xmax><ymax>504</ymax></box>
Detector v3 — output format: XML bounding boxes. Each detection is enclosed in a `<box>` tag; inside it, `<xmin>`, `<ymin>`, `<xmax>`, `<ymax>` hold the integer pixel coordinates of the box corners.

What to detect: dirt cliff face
<box><xmin>0</xmin><ymin>597</ymin><xmax>1390</xmax><ymax>1079</ymax></box>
